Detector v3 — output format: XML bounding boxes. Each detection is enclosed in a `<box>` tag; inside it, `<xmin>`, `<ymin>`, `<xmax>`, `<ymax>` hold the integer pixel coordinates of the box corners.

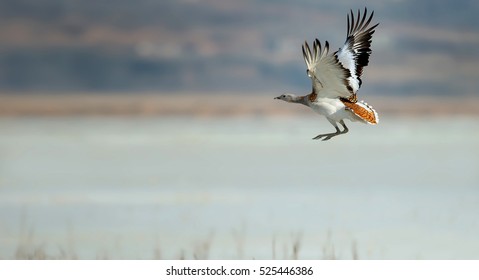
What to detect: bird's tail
<box><xmin>357</xmin><ymin>100</ymin><xmax>379</xmax><ymax>124</ymax></box>
<box><xmin>341</xmin><ymin>98</ymin><xmax>379</xmax><ymax>124</ymax></box>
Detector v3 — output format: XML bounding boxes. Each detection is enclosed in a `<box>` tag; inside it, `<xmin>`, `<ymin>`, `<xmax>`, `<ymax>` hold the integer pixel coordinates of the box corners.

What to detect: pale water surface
<box><xmin>0</xmin><ymin>116</ymin><xmax>478</xmax><ymax>259</ymax></box>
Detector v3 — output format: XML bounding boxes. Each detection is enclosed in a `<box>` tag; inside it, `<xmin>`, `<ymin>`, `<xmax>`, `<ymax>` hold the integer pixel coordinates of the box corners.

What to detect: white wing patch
<box><xmin>337</xmin><ymin>50</ymin><xmax>360</xmax><ymax>93</ymax></box>
<box><xmin>336</xmin><ymin>8</ymin><xmax>379</xmax><ymax>94</ymax></box>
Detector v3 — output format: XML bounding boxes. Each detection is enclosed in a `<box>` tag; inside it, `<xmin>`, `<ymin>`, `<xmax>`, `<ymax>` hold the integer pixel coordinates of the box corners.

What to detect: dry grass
<box><xmin>8</xmin><ymin>229</ymin><xmax>358</xmax><ymax>260</ymax></box>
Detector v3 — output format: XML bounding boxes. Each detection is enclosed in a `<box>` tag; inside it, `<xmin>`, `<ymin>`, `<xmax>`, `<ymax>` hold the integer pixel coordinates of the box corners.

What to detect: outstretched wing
<box><xmin>336</xmin><ymin>8</ymin><xmax>379</xmax><ymax>94</ymax></box>
<box><xmin>302</xmin><ymin>39</ymin><xmax>352</xmax><ymax>99</ymax></box>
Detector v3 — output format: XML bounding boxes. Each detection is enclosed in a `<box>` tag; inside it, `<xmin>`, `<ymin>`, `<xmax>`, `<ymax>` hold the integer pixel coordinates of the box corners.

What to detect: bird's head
<box><xmin>274</xmin><ymin>93</ymin><xmax>296</xmax><ymax>102</ymax></box>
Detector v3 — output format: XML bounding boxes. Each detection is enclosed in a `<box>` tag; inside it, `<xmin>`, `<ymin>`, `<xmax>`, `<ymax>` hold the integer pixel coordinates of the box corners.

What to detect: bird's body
<box><xmin>275</xmin><ymin>8</ymin><xmax>379</xmax><ymax>141</ymax></box>
<box><xmin>306</xmin><ymin>96</ymin><xmax>378</xmax><ymax>124</ymax></box>
<box><xmin>310</xmin><ymin>98</ymin><xmax>348</xmax><ymax>121</ymax></box>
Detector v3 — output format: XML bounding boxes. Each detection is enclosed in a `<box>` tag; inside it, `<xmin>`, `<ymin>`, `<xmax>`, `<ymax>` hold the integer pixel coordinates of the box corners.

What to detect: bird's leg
<box><xmin>312</xmin><ymin>120</ymin><xmax>341</xmax><ymax>141</ymax></box>
<box><xmin>312</xmin><ymin>120</ymin><xmax>348</xmax><ymax>141</ymax></box>
<box><xmin>339</xmin><ymin>120</ymin><xmax>349</xmax><ymax>134</ymax></box>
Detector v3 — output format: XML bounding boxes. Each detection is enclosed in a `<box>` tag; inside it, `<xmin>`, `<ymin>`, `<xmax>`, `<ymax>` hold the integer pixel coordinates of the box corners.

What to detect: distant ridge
<box><xmin>0</xmin><ymin>1</ymin><xmax>477</xmax><ymax>95</ymax></box>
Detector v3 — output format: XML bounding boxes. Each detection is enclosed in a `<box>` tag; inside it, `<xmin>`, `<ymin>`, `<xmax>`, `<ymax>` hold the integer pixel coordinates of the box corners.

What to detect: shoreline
<box><xmin>0</xmin><ymin>93</ymin><xmax>478</xmax><ymax>117</ymax></box>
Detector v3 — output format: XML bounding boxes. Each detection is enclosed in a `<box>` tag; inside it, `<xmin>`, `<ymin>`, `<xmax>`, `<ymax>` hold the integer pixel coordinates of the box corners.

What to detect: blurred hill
<box><xmin>0</xmin><ymin>0</ymin><xmax>478</xmax><ymax>96</ymax></box>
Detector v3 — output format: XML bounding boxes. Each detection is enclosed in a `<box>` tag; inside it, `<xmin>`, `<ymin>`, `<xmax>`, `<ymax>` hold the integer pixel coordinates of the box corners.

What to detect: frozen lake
<box><xmin>0</xmin><ymin>115</ymin><xmax>478</xmax><ymax>259</ymax></box>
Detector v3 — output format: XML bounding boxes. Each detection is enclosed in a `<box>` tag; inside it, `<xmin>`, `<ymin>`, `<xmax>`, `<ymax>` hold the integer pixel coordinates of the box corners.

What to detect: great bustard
<box><xmin>275</xmin><ymin>8</ymin><xmax>379</xmax><ymax>141</ymax></box>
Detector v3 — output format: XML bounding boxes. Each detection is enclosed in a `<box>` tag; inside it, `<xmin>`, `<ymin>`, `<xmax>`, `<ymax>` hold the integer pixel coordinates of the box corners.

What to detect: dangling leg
<box><xmin>313</xmin><ymin>119</ymin><xmax>344</xmax><ymax>141</ymax></box>
<box><xmin>339</xmin><ymin>120</ymin><xmax>349</xmax><ymax>135</ymax></box>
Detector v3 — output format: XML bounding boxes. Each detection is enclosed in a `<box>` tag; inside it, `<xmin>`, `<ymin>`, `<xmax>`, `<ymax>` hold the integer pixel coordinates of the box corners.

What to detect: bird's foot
<box><xmin>312</xmin><ymin>132</ymin><xmax>340</xmax><ymax>141</ymax></box>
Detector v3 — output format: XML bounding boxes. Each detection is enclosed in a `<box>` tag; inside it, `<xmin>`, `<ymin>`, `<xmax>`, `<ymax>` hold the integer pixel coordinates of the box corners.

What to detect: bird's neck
<box><xmin>290</xmin><ymin>95</ymin><xmax>308</xmax><ymax>106</ymax></box>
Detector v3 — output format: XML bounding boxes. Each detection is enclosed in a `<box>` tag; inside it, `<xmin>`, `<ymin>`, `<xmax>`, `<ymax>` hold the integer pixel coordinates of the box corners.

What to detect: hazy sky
<box><xmin>0</xmin><ymin>0</ymin><xmax>478</xmax><ymax>95</ymax></box>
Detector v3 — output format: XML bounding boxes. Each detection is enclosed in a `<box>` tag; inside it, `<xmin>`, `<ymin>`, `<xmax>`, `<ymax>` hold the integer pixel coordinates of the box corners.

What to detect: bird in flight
<box><xmin>275</xmin><ymin>8</ymin><xmax>379</xmax><ymax>141</ymax></box>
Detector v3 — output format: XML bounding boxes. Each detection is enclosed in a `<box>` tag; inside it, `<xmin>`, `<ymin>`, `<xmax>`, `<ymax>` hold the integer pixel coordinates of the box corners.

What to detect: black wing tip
<box><xmin>304</xmin><ymin>39</ymin><xmax>329</xmax><ymax>57</ymax></box>
<box><xmin>303</xmin><ymin>41</ymin><xmax>310</xmax><ymax>54</ymax></box>
<box><xmin>347</xmin><ymin>7</ymin><xmax>379</xmax><ymax>35</ymax></box>
<box><xmin>343</xmin><ymin>7</ymin><xmax>380</xmax><ymax>80</ymax></box>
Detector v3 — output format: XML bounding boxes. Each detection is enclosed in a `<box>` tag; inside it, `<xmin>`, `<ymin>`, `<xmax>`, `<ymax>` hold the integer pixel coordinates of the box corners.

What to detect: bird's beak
<box><xmin>274</xmin><ymin>96</ymin><xmax>280</xmax><ymax>100</ymax></box>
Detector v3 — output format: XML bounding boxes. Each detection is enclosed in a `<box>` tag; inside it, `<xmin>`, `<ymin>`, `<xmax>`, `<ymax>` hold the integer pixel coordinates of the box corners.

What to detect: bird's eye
<box><xmin>281</xmin><ymin>95</ymin><xmax>285</xmax><ymax>98</ymax></box>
